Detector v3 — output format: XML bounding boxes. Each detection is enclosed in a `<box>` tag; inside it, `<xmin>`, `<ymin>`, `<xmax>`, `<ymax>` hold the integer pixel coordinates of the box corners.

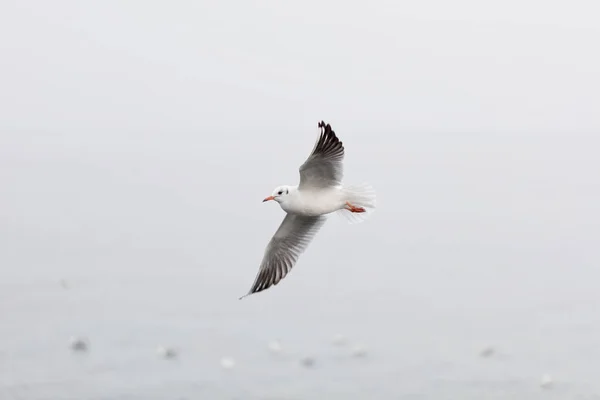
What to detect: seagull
<box><xmin>241</xmin><ymin>121</ymin><xmax>376</xmax><ymax>298</ymax></box>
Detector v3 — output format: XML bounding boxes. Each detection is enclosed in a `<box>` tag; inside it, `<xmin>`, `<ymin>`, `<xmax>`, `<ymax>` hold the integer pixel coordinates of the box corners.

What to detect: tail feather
<box><xmin>336</xmin><ymin>183</ymin><xmax>376</xmax><ymax>224</ymax></box>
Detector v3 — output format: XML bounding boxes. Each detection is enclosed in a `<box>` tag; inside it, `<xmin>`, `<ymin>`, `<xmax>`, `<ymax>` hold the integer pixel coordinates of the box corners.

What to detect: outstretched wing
<box><xmin>242</xmin><ymin>213</ymin><xmax>327</xmax><ymax>298</ymax></box>
<box><xmin>298</xmin><ymin>121</ymin><xmax>345</xmax><ymax>190</ymax></box>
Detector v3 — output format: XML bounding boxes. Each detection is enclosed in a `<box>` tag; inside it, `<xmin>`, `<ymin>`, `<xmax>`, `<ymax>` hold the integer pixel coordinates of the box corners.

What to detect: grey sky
<box><xmin>2</xmin><ymin>0</ymin><xmax>599</xmax><ymax>134</ymax></box>
<box><xmin>1</xmin><ymin>0</ymin><xmax>599</xmax><ymax>309</ymax></box>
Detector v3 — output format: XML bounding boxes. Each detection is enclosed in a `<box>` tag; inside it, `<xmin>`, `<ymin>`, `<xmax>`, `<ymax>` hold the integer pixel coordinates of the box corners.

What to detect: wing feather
<box><xmin>298</xmin><ymin>121</ymin><xmax>345</xmax><ymax>190</ymax></box>
<box><xmin>241</xmin><ymin>213</ymin><xmax>327</xmax><ymax>298</ymax></box>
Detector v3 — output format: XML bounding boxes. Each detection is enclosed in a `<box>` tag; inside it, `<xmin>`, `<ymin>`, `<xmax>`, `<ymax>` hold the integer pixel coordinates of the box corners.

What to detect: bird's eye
<box><xmin>277</xmin><ymin>191</ymin><xmax>283</xmax><ymax>195</ymax></box>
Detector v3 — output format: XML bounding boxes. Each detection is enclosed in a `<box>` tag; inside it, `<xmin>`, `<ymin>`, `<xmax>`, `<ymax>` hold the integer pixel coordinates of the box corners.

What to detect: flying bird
<box><xmin>241</xmin><ymin>121</ymin><xmax>376</xmax><ymax>298</ymax></box>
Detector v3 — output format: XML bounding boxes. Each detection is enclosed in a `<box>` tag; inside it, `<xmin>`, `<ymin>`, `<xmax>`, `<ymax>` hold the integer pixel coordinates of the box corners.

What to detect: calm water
<box><xmin>2</xmin><ymin>267</ymin><xmax>599</xmax><ymax>400</ymax></box>
<box><xmin>2</xmin><ymin>0</ymin><xmax>599</xmax><ymax>396</ymax></box>
<box><xmin>2</xmin><ymin>129</ymin><xmax>599</xmax><ymax>399</ymax></box>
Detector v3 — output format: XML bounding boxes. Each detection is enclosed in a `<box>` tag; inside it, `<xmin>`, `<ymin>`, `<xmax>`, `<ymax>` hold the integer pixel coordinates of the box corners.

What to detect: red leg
<box><xmin>345</xmin><ymin>201</ymin><xmax>366</xmax><ymax>213</ymax></box>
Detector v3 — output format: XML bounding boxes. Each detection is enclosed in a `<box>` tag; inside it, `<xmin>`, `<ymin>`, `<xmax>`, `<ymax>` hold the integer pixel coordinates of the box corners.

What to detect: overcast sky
<box><xmin>0</xmin><ymin>1</ymin><xmax>599</xmax><ymax>310</ymax></box>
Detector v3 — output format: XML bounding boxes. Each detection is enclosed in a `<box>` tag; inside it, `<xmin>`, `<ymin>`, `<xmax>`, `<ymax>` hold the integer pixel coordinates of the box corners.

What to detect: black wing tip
<box><xmin>239</xmin><ymin>286</ymin><xmax>265</xmax><ymax>300</ymax></box>
<box><xmin>239</xmin><ymin>289</ymin><xmax>256</xmax><ymax>300</ymax></box>
<box><xmin>317</xmin><ymin>120</ymin><xmax>334</xmax><ymax>135</ymax></box>
<box><xmin>240</xmin><ymin>274</ymin><xmax>284</xmax><ymax>299</ymax></box>
<box><xmin>240</xmin><ymin>287</ymin><xmax>256</xmax><ymax>300</ymax></box>
<box><xmin>314</xmin><ymin>120</ymin><xmax>343</xmax><ymax>156</ymax></box>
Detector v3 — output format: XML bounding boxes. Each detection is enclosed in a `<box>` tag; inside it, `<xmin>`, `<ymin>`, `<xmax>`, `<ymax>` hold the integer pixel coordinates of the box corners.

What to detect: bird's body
<box><xmin>241</xmin><ymin>121</ymin><xmax>376</xmax><ymax>298</ymax></box>
<box><xmin>278</xmin><ymin>185</ymin><xmax>345</xmax><ymax>216</ymax></box>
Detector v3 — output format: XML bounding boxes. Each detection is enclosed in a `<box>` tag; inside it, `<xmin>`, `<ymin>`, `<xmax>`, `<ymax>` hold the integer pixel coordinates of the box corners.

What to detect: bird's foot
<box><xmin>345</xmin><ymin>202</ymin><xmax>366</xmax><ymax>213</ymax></box>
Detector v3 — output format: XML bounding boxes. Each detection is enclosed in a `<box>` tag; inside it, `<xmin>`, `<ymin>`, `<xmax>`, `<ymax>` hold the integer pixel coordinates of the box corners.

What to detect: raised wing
<box><xmin>298</xmin><ymin>121</ymin><xmax>345</xmax><ymax>190</ymax></box>
<box><xmin>241</xmin><ymin>213</ymin><xmax>327</xmax><ymax>298</ymax></box>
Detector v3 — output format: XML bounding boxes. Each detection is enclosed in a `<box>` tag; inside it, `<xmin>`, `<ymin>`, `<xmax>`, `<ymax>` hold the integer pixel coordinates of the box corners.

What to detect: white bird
<box><xmin>241</xmin><ymin>121</ymin><xmax>376</xmax><ymax>298</ymax></box>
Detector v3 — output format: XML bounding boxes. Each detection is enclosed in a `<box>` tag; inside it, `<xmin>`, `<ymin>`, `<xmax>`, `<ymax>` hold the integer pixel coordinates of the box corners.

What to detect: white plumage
<box><xmin>241</xmin><ymin>121</ymin><xmax>376</xmax><ymax>298</ymax></box>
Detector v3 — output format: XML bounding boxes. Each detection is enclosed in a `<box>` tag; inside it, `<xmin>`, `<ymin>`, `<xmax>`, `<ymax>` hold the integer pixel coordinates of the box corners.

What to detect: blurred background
<box><xmin>1</xmin><ymin>0</ymin><xmax>599</xmax><ymax>399</ymax></box>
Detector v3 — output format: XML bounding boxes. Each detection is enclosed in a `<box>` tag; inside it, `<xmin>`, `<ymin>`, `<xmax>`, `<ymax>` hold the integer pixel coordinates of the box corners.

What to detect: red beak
<box><xmin>263</xmin><ymin>195</ymin><xmax>275</xmax><ymax>202</ymax></box>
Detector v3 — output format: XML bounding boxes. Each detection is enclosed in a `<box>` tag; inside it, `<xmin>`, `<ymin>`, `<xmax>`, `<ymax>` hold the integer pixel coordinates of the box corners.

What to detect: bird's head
<box><xmin>263</xmin><ymin>185</ymin><xmax>292</xmax><ymax>204</ymax></box>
